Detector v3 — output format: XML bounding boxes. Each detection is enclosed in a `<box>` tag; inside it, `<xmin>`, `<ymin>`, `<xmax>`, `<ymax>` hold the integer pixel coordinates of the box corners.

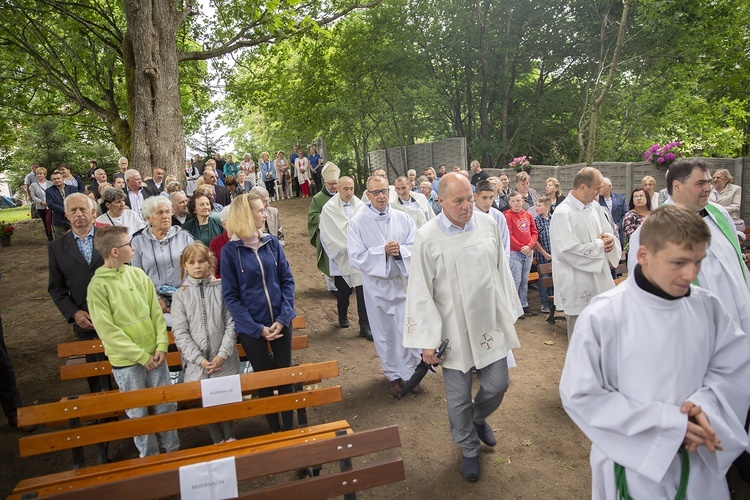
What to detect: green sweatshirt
<box><xmin>87</xmin><ymin>265</ymin><xmax>169</xmax><ymax>367</ymax></box>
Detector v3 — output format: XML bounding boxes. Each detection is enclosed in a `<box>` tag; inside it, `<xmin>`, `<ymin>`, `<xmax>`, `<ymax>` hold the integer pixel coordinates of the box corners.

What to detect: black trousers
<box><xmin>334</xmin><ymin>276</ymin><xmax>369</xmax><ymax>329</ymax></box>
<box><xmin>0</xmin><ymin>313</ymin><xmax>21</xmax><ymax>421</ymax></box>
<box><xmin>239</xmin><ymin>327</ymin><xmax>295</xmax><ymax>432</ymax></box>
<box><xmin>76</xmin><ymin>328</ymin><xmax>113</xmax><ymax>393</ymax></box>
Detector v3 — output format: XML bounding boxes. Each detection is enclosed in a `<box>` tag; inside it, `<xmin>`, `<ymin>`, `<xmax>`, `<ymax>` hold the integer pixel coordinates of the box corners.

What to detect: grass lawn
<box><xmin>0</xmin><ymin>206</ymin><xmax>31</xmax><ymax>223</ymax></box>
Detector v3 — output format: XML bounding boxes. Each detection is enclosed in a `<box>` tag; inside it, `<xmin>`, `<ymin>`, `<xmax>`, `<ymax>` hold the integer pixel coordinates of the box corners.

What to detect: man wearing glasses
<box><xmin>347</xmin><ymin>175</ymin><xmax>421</xmax><ymax>398</ymax></box>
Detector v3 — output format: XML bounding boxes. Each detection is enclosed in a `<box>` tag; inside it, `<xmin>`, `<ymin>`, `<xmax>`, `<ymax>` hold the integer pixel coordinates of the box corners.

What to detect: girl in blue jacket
<box><xmin>220</xmin><ymin>193</ymin><xmax>297</xmax><ymax>432</ymax></box>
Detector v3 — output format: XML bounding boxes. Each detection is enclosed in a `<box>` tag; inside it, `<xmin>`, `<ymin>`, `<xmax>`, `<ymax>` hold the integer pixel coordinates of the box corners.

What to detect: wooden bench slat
<box><xmin>20</xmin><ymin>386</ymin><xmax>343</xmax><ymax>457</ymax></box>
<box><xmin>32</xmin><ymin>426</ymin><xmax>400</xmax><ymax>500</ymax></box>
<box><xmin>59</xmin><ymin>334</ymin><xmax>309</xmax><ymax>359</ymax></box>
<box><xmin>59</xmin><ymin>335</ymin><xmax>309</xmax><ymax>381</ymax></box>
<box><xmin>240</xmin><ymin>459</ymin><xmax>406</xmax><ymax>500</ymax></box>
<box><xmin>20</xmin><ymin>361</ymin><xmax>338</xmax><ymax>426</ymax></box>
<box><xmin>13</xmin><ymin>421</ymin><xmax>353</xmax><ymax>496</ymax></box>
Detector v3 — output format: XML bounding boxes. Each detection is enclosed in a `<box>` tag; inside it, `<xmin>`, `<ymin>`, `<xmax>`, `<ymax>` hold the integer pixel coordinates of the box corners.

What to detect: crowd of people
<box><xmin>3</xmin><ymin>153</ymin><xmax>750</xmax><ymax>496</ymax></box>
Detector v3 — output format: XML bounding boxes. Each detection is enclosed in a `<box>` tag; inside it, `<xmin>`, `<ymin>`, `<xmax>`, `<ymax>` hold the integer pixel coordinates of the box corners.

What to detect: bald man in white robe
<box><xmin>404</xmin><ymin>173</ymin><xmax>522</xmax><ymax>482</ymax></box>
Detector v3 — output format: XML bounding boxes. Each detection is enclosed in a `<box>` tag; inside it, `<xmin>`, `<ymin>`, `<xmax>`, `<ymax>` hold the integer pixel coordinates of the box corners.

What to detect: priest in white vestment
<box><xmin>404</xmin><ymin>173</ymin><xmax>522</xmax><ymax>482</ymax></box>
<box><xmin>561</xmin><ymin>205</ymin><xmax>750</xmax><ymax>499</ymax></box>
<box><xmin>627</xmin><ymin>160</ymin><xmax>750</xmax><ymax>338</ymax></box>
<box><xmin>390</xmin><ymin>176</ymin><xmax>435</xmax><ymax>228</ymax></box>
<box><xmin>319</xmin><ymin>176</ymin><xmax>371</xmax><ymax>340</ymax></box>
<box><xmin>348</xmin><ymin>175</ymin><xmax>421</xmax><ymax>397</ymax></box>
<box><xmin>549</xmin><ymin>167</ymin><xmax>621</xmax><ymax>339</ymax></box>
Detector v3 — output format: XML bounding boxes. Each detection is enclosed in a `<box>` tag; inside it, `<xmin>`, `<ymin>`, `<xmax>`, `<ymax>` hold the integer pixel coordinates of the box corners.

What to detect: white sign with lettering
<box><xmin>201</xmin><ymin>374</ymin><xmax>242</xmax><ymax>408</ymax></box>
<box><xmin>179</xmin><ymin>456</ymin><xmax>238</xmax><ymax>500</ymax></box>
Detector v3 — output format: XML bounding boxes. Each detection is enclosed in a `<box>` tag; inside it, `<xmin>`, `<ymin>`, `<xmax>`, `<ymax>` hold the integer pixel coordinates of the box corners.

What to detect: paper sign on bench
<box><xmin>201</xmin><ymin>374</ymin><xmax>242</xmax><ymax>407</ymax></box>
<box><xmin>179</xmin><ymin>456</ymin><xmax>238</xmax><ymax>500</ymax></box>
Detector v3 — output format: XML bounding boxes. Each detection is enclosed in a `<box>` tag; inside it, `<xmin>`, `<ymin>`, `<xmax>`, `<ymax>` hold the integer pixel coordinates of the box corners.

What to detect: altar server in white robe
<box><xmin>319</xmin><ymin>176</ymin><xmax>371</xmax><ymax>340</ymax></box>
<box><xmin>561</xmin><ymin>204</ymin><xmax>750</xmax><ymax>499</ymax></box>
<box><xmin>627</xmin><ymin>158</ymin><xmax>750</xmax><ymax>338</ymax></box>
<box><xmin>390</xmin><ymin>176</ymin><xmax>435</xmax><ymax>228</ymax></box>
<box><xmin>473</xmin><ymin>179</ymin><xmax>511</xmax><ymax>260</ymax></box>
<box><xmin>549</xmin><ymin>167</ymin><xmax>621</xmax><ymax>339</ymax></box>
<box><xmin>348</xmin><ymin>175</ymin><xmax>421</xmax><ymax>397</ymax></box>
<box><xmin>404</xmin><ymin>173</ymin><xmax>522</xmax><ymax>482</ymax></box>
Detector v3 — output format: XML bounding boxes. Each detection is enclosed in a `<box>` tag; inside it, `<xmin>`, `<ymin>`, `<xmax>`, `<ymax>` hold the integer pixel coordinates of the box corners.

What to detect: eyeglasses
<box><xmin>368</xmin><ymin>189</ymin><xmax>389</xmax><ymax>197</ymax></box>
<box><xmin>115</xmin><ymin>240</ymin><xmax>134</xmax><ymax>249</ymax></box>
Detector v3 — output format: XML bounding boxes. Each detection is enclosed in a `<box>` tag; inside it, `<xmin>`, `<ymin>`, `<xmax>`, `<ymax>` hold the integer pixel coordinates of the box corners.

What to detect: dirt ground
<box><xmin>1</xmin><ymin>196</ymin><xmax>749</xmax><ymax>499</ymax></box>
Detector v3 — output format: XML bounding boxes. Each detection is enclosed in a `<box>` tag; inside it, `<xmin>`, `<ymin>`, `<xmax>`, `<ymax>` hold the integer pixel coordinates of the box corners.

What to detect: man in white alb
<box><xmin>561</xmin><ymin>204</ymin><xmax>750</xmax><ymax>499</ymax></box>
<box><xmin>389</xmin><ymin>176</ymin><xmax>434</xmax><ymax>228</ymax></box>
<box><xmin>348</xmin><ymin>175</ymin><xmax>421</xmax><ymax>398</ymax></box>
<box><xmin>320</xmin><ymin>176</ymin><xmax>371</xmax><ymax>341</ymax></box>
<box><xmin>404</xmin><ymin>173</ymin><xmax>522</xmax><ymax>482</ymax></box>
<box><xmin>549</xmin><ymin>167</ymin><xmax>621</xmax><ymax>339</ymax></box>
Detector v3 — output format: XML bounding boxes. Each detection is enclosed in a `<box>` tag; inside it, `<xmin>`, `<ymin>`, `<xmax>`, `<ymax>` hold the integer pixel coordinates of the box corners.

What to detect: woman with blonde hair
<box><xmin>221</xmin><ymin>193</ymin><xmax>296</xmax><ymax>432</ymax></box>
<box><xmin>640</xmin><ymin>175</ymin><xmax>659</xmax><ymax>210</ymax></box>
<box><xmin>711</xmin><ymin>168</ymin><xmax>744</xmax><ymax>231</ymax></box>
<box><xmin>545</xmin><ymin>177</ymin><xmax>565</xmax><ymax>212</ymax></box>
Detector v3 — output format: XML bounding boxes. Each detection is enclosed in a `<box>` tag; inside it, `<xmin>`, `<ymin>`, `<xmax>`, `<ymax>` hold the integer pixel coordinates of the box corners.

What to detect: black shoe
<box><xmin>474</xmin><ymin>421</ymin><xmax>496</xmax><ymax>447</ymax></box>
<box><xmin>339</xmin><ymin>318</ymin><xmax>350</xmax><ymax>328</ymax></box>
<box><xmin>518</xmin><ymin>312</ymin><xmax>526</xmax><ymax>320</ymax></box>
<box><xmin>523</xmin><ymin>307</ymin><xmax>538</xmax><ymax>317</ymax></box>
<box><xmin>460</xmin><ymin>455</ymin><xmax>479</xmax><ymax>482</ymax></box>
<box><xmin>359</xmin><ymin>329</ymin><xmax>373</xmax><ymax>341</ymax></box>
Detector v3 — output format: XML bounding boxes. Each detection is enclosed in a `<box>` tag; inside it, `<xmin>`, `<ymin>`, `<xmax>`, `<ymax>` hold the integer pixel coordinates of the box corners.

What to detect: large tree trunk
<box><xmin>122</xmin><ymin>0</ymin><xmax>186</xmax><ymax>178</ymax></box>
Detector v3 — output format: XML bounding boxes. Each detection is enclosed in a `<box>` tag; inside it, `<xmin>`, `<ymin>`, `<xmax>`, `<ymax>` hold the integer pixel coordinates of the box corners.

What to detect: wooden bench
<box><xmin>537</xmin><ymin>262</ymin><xmax>628</xmax><ymax>324</ymax></box>
<box><xmin>58</xmin><ymin>316</ymin><xmax>308</xmax><ymax>382</ymax></box>
<box><xmin>12</xmin><ymin>360</ymin><xmax>348</xmax><ymax>498</ymax></box>
<box><xmin>15</xmin><ymin>426</ymin><xmax>405</xmax><ymax>499</ymax></box>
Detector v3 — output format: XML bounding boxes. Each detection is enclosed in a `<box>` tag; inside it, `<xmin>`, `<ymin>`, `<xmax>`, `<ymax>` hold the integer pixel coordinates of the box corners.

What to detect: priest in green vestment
<box><xmin>307</xmin><ymin>162</ymin><xmax>340</xmax><ymax>277</ymax></box>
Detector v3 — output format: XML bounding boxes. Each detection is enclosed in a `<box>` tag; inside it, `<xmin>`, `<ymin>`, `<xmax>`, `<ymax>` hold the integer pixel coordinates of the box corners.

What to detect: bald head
<box><xmin>438</xmin><ymin>173</ymin><xmax>474</xmax><ymax>228</ymax></box>
<box><xmin>438</xmin><ymin>172</ymin><xmax>471</xmax><ymax>198</ymax></box>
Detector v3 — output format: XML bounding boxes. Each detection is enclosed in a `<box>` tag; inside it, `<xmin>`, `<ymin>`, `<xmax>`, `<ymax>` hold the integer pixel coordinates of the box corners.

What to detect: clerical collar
<box><xmin>634</xmin><ymin>263</ymin><xmax>688</xmax><ymax>300</ymax></box>
<box><xmin>367</xmin><ymin>204</ymin><xmax>389</xmax><ymax>216</ymax></box>
<box><xmin>398</xmin><ymin>196</ymin><xmax>413</xmax><ymax>205</ymax></box>
<box><xmin>342</xmin><ymin>202</ymin><xmax>350</xmax><ymax>207</ymax></box>
<box><xmin>697</xmin><ymin>208</ymin><xmax>709</xmax><ymax>218</ymax></box>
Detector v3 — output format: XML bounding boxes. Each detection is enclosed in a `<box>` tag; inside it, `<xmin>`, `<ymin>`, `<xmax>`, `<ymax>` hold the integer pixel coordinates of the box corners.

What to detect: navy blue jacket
<box><xmin>599</xmin><ymin>193</ymin><xmax>627</xmax><ymax>228</ymax></box>
<box><xmin>45</xmin><ymin>184</ymin><xmax>78</xmax><ymax>226</ymax></box>
<box><xmin>221</xmin><ymin>234</ymin><xmax>296</xmax><ymax>338</ymax></box>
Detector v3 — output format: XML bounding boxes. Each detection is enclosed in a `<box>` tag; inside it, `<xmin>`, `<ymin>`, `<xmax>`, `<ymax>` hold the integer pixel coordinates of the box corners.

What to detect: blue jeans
<box><xmin>111</xmin><ymin>362</ymin><xmax>180</xmax><ymax>457</ymax></box>
<box><xmin>510</xmin><ymin>251</ymin><xmax>533</xmax><ymax>308</ymax></box>
<box><xmin>538</xmin><ymin>272</ymin><xmax>553</xmax><ymax>307</ymax></box>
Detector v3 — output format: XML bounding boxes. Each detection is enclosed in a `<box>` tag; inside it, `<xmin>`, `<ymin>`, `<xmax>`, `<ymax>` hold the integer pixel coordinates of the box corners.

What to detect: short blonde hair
<box><xmin>35</xmin><ymin>167</ymin><xmax>47</xmax><ymax>176</ymax></box>
<box><xmin>640</xmin><ymin>204</ymin><xmax>711</xmax><ymax>254</ymax></box>
<box><xmin>226</xmin><ymin>192</ymin><xmax>263</xmax><ymax>238</ymax></box>
<box><xmin>713</xmin><ymin>168</ymin><xmax>733</xmax><ymax>184</ymax></box>
<box><xmin>641</xmin><ymin>175</ymin><xmax>656</xmax><ymax>186</ymax></box>
<box><xmin>515</xmin><ymin>171</ymin><xmax>530</xmax><ymax>183</ymax></box>
<box><xmin>546</xmin><ymin>177</ymin><xmax>561</xmax><ymax>197</ymax></box>
<box><xmin>179</xmin><ymin>242</ymin><xmax>216</xmax><ymax>281</ymax></box>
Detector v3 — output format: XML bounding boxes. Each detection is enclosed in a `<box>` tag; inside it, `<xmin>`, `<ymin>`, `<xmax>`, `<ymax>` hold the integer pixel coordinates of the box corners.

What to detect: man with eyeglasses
<box><xmin>308</xmin><ymin>163</ymin><xmax>341</xmax><ymax>292</ymax></box>
<box><xmin>348</xmin><ymin>175</ymin><xmax>421</xmax><ymax>398</ymax></box>
<box><xmin>48</xmin><ymin>193</ymin><xmax>111</xmax><ymax>393</ymax></box>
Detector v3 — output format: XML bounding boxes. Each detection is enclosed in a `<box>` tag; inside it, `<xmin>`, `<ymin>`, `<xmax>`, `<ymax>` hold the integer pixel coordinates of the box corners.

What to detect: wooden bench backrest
<box><xmin>59</xmin><ymin>335</ymin><xmax>309</xmax><ymax>381</ymax></box>
<box><xmin>57</xmin><ymin>316</ymin><xmax>308</xmax><ymax>358</ymax></box>
<box><xmin>45</xmin><ymin>426</ymin><xmax>404</xmax><ymax>500</ymax></box>
<box><xmin>18</xmin><ymin>361</ymin><xmax>340</xmax><ymax>457</ymax></box>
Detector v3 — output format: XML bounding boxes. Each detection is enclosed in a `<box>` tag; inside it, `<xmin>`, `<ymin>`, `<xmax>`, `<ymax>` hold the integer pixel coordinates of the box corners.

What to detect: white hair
<box><xmin>64</xmin><ymin>193</ymin><xmax>96</xmax><ymax>212</ymax></box>
<box><xmin>602</xmin><ymin>177</ymin><xmax>612</xmax><ymax>186</ymax></box>
<box><xmin>250</xmin><ymin>186</ymin><xmax>269</xmax><ymax>198</ymax></box>
<box><xmin>141</xmin><ymin>195</ymin><xmax>172</xmax><ymax>219</ymax></box>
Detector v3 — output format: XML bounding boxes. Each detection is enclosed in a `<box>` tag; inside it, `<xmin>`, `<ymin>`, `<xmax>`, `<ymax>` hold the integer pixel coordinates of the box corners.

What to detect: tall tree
<box><xmin>0</xmin><ymin>0</ymin><xmax>375</xmax><ymax>177</ymax></box>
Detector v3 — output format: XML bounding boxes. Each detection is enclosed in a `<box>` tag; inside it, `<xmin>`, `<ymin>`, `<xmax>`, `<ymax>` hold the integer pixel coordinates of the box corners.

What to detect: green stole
<box><xmin>694</xmin><ymin>204</ymin><xmax>747</xmax><ymax>286</ymax></box>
